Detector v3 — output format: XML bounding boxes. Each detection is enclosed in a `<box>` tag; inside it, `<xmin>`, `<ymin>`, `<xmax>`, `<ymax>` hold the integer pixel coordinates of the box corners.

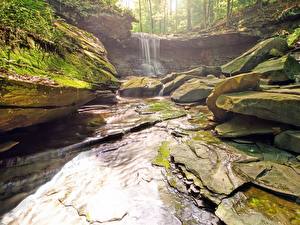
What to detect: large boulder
<box><xmin>253</xmin><ymin>55</ymin><xmax>300</xmax><ymax>83</ymax></box>
<box><xmin>274</xmin><ymin>130</ymin><xmax>300</xmax><ymax>154</ymax></box>
<box><xmin>206</xmin><ymin>73</ymin><xmax>260</xmax><ymax>121</ymax></box>
<box><xmin>162</xmin><ymin>75</ymin><xmax>193</xmax><ymax>96</ymax></box>
<box><xmin>0</xmin><ymin>75</ymin><xmax>95</xmax><ymax>132</ymax></box>
<box><xmin>221</xmin><ymin>37</ymin><xmax>289</xmax><ymax>75</ymax></box>
<box><xmin>119</xmin><ymin>77</ymin><xmax>163</xmax><ymax>97</ymax></box>
<box><xmin>215</xmin><ymin>115</ymin><xmax>287</xmax><ymax>138</ymax></box>
<box><xmin>179</xmin><ymin>66</ymin><xmax>222</xmax><ymax>77</ymax></box>
<box><xmin>160</xmin><ymin>66</ymin><xmax>221</xmax><ymax>84</ymax></box>
<box><xmin>171</xmin><ymin>78</ymin><xmax>213</xmax><ymax>103</ymax></box>
<box><xmin>216</xmin><ymin>91</ymin><xmax>300</xmax><ymax>126</ymax></box>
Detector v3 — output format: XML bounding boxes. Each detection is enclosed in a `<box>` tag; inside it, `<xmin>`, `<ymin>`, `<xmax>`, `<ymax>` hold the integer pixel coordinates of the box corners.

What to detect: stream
<box><xmin>0</xmin><ymin>96</ymin><xmax>299</xmax><ymax>225</ymax></box>
<box><xmin>0</xmin><ymin>97</ymin><xmax>221</xmax><ymax>225</ymax></box>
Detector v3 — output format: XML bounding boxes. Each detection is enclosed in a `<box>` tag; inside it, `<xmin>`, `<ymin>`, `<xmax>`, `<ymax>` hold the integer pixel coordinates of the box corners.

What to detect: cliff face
<box><xmin>47</xmin><ymin>1</ymin><xmax>299</xmax><ymax>77</ymax></box>
<box><xmin>104</xmin><ymin>32</ymin><xmax>259</xmax><ymax>76</ymax></box>
<box><xmin>47</xmin><ymin>0</ymin><xmax>135</xmax><ymax>40</ymax></box>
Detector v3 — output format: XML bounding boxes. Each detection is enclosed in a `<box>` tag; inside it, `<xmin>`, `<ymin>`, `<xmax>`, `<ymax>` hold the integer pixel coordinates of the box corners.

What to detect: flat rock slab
<box><xmin>253</xmin><ymin>55</ymin><xmax>300</xmax><ymax>83</ymax></box>
<box><xmin>169</xmin><ymin>139</ymin><xmax>250</xmax><ymax>202</ymax></box>
<box><xmin>216</xmin><ymin>187</ymin><xmax>300</xmax><ymax>225</ymax></box>
<box><xmin>233</xmin><ymin>161</ymin><xmax>300</xmax><ymax>197</ymax></box>
<box><xmin>171</xmin><ymin>78</ymin><xmax>213</xmax><ymax>103</ymax></box>
<box><xmin>162</xmin><ymin>75</ymin><xmax>193</xmax><ymax>95</ymax></box>
<box><xmin>275</xmin><ymin>130</ymin><xmax>300</xmax><ymax>154</ymax></box>
<box><xmin>215</xmin><ymin>115</ymin><xmax>288</xmax><ymax>138</ymax></box>
<box><xmin>216</xmin><ymin>91</ymin><xmax>300</xmax><ymax>126</ymax></box>
<box><xmin>119</xmin><ymin>77</ymin><xmax>163</xmax><ymax>97</ymax></box>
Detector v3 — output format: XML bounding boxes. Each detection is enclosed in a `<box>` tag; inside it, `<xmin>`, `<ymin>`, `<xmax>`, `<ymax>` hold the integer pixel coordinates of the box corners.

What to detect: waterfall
<box><xmin>133</xmin><ymin>33</ymin><xmax>165</xmax><ymax>76</ymax></box>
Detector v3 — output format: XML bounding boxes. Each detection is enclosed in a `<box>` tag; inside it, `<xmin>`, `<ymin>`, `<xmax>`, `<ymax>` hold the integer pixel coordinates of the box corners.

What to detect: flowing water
<box><xmin>133</xmin><ymin>33</ymin><xmax>166</xmax><ymax>76</ymax></box>
<box><xmin>0</xmin><ymin>98</ymin><xmax>220</xmax><ymax>225</ymax></box>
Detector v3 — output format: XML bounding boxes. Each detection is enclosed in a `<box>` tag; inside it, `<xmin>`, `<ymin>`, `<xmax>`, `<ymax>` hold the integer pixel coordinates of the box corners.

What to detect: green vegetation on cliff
<box><xmin>0</xmin><ymin>0</ymin><xmax>118</xmax><ymax>89</ymax></box>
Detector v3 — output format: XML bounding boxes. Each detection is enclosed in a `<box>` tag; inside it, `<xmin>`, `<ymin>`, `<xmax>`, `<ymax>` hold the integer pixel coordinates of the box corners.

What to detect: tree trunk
<box><xmin>256</xmin><ymin>0</ymin><xmax>263</xmax><ymax>9</ymax></box>
<box><xmin>187</xmin><ymin>0</ymin><xmax>192</xmax><ymax>30</ymax></box>
<box><xmin>226</xmin><ymin>0</ymin><xmax>231</xmax><ymax>27</ymax></box>
<box><xmin>175</xmin><ymin>0</ymin><xmax>178</xmax><ymax>32</ymax></box>
<box><xmin>163</xmin><ymin>0</ymin><xmax>167</xmax><ymax>33</ymax></box>
<box><xmin>138</xmin><ymin>0</ymin><xmax>143</xmax><ymax>32</ymax></box>
<box><xmin>203</xmin><ymin>0</ymin><xmax>207</xmax><ymax>28</ymax></box>
<box><xmin>148</xmin><ymin>0</ymin><xmax>154</xmax><ymax>33</ymax></box>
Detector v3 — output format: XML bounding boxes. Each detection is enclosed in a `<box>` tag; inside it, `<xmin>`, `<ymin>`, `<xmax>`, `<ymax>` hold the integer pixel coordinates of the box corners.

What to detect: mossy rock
<box><xmin>0</xmin><ymin>21</ymin><xmax>119</xmax><ymax>90</ymax></box>
<box><xmin>162</xmin><ymin>75</ymin><xmax>193</xmax><ymax>96</ymax></box>
<box><xmin>0</xmin><ymin>75</ymin><xmax>94</xmax><ymax>108</ymax></box>
<box><xmin>216</xmin><ymin>91</ymin><xmax>300</xmax><ymax>126</ymax></box>
<box><xmin>171</xmin><ymin>78</ymin><xmax>213</xmax><ymax>103</ymax></box>
<box><xmin>0</xmin><ymin>75</ymin><xmax>95</xmax><ymax>132</ymax></box>
<box><xmin>206</xmin><ymin>72</ymin><xmax>260</xmax><ymax>122</ymax></box>
<box><xmin>221</xmin><ymin>37</ymin><xmax>289</xmax><ymax>75</ymax></box>
<box><xmin>119</xmin><ymin>77</ymin><xmax>163</xmax><ymax>97</ymax></box>
<box><xmin>216</xmin><ymin>187</ymin><xmax>300</xmax><ymax>225</ymax></box>
<box><xmin>253</xmin><ymin>55</ymin><xmax>300</xmax><ymax>83</ymax></box>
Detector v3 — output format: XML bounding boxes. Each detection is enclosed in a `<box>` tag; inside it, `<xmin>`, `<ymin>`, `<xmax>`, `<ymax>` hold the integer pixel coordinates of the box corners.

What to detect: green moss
<box><xmin>147</xmin><ymin>99</ymin><xmax>186</xmax><ymax>120</ymax></box>
<box><xmin>192</xmin><ymin>130</ymin><xmax>221</xmax><ymax>144</ymax></box>
<box><xmin>243</xmin><ymin>187</ymin><xmax>300</xmax><ymax>224</ymax></box>
<box><xmin>152</xmin><ymin>141</ymin><xmax>171</xmax><ymax>169</ymax></box>
<box><xmin>288</xmin><ymin>28</ymin><xmax>300</xmax><ymax>47</ymax></box>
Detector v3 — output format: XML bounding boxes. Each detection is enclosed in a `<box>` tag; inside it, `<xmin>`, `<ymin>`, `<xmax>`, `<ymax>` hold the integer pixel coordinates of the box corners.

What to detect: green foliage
<box><xmin>52</xmin><ymin>0</ymin><xmax>132</xmax><ymax>20</ymax></box>
<box><xmin>0</xmin><ymin>0</ymin><xmax>59</xmax><ymax>39</ymax></box>
<box><xmin>0</xmin><ymin>0</ymin><xmax>118</xmax><ymax>89</ymax></box>
<box><xmin>287</xmin><ymin>28</ymin><xmax>300</xmax><ymax>47</ymax></box>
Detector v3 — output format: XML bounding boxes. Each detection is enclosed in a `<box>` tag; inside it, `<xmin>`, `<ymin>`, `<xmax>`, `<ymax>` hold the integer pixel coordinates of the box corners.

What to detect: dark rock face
<box><xmin>47</xmin><ymin>0</ymin><xmax>134</xmax><ymax>40</ymax></box>
<box><xmin>104</xmin><ymin>32</ymin><xmax>259</xmax><ymax>76</ymax></box>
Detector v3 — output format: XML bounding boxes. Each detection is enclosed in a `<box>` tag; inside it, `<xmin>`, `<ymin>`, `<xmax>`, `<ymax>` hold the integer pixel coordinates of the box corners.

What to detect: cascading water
<box><xmin>133</xmin><ymin>33</ymin><xmax>165</xmax><ymax>76</ymax></box>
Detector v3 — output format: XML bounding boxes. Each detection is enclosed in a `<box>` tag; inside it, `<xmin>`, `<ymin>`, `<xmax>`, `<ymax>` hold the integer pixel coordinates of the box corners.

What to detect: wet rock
<box><xmin>265</xmin><ymin>88</ymin><xmax>300</xmax><ymax>95</ymax></box>
<box><xmin>275</xmin><ymin>130</ymin><xmax>300</xmax><ymax>154</ymax></box>
<box><xmin>0</xmin><ymin>75</ymin><xmax>94</xmax><ymax>108</ymax></box>
<box><xmin>215</xmin><ymin>115</ymin><xmax>287</xmax><ymax>138</ymax></box>
<box><xmin>216</xmin><ymin>187</ymin><xmax>300</xmax><ymax>225</ymax></box>
<box><xmin>216</xmin><ymin>91</ymin><xmax>300</xmax><ymax>126</ymax></box>
<box><xmin>169</xmin><ymin>139</ymin><xmax>250</xmax><ymax>203</ymax></box>
<box><xmin>228</xmin><ymin>141</ymin><xmax>297</xmax><ymax>165</ymax></box>
<box><xmin>206</xmin><ymin>72</ymin><xmax>260</xmax><ymax>121</ymax></box>
<box><xmin>253</xmin><ymin>55</ymin><xmax>300</xmax><ymax>83</ymax></box>
<box><xmin>221</xmin><ymin>37</ymin><xmax>288</xmax><ymax>75</ymax></box>
<box><xmin>119</xmin><ymin>77</ymin><xmax>163</xmax><ymax>97</ymax></box>
<box><xmin>161</xmin><ymin>73</ymin><xmax>182</xmax><ymax>84</ymax></box>
<box><xmin>171</xmin><ymin>79</ymin><xmax>213</xmax><ymax>103</ymax></box>
<box><xmin>162</xmin><ymin>75</ymin><xmax>194</xmax><ymax>96</ymax></box>
<box><xmin>234</xmin><ymin>161</ymin><xmax>300</xmax><ymax>197</ymax></box>
<box><xmin>0</xmin><ymin>141</ymin><xmax>19</xmax><ymax>153</ymax></box>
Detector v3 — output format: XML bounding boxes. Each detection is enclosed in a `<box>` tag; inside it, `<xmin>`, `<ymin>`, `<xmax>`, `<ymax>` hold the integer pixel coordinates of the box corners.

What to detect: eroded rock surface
<box><xmin>216</xmin><ymin>91</ymin><xmax>300</xmax><ymax>126</ymax></box>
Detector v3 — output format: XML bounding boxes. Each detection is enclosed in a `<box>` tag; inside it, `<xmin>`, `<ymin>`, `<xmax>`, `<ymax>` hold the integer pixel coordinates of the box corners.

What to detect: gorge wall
<box><xmin>102</xmin><ymin>32</ymin><xmax>259</xmax><ymax>76</ymax></box>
